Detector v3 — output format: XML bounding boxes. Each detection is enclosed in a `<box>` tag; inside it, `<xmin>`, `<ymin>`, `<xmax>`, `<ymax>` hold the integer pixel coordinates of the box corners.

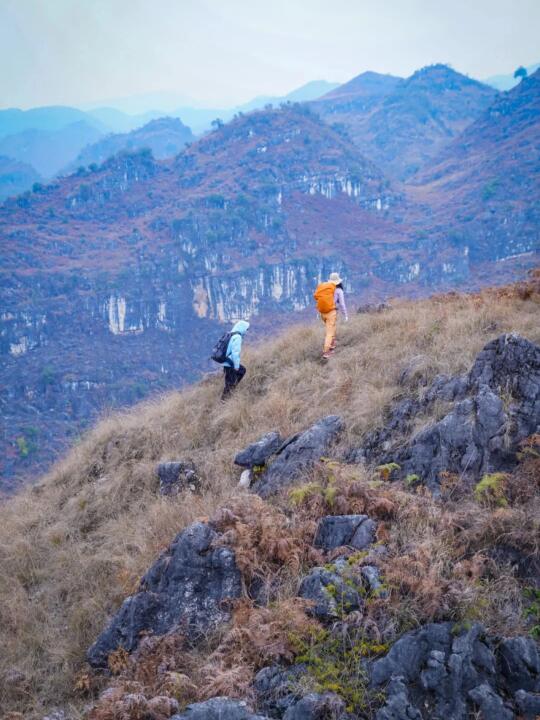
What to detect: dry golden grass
<box><xmin>0</xmin><ymin>276</ymin><xmax>539</xmax><ymax>717</ymax></box>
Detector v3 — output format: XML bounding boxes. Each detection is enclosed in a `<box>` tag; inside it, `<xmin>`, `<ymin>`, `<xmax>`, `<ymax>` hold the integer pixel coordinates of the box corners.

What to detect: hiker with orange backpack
<box><xmin>314</xmin><ymin>272</ymin><xmax>349</xmax><ymax>360</ymax></box>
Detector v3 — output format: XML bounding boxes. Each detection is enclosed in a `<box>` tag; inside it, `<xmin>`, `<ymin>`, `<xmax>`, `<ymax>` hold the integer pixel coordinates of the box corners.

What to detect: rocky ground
<box><xmin>81</xmin><ymin>331</ymin><xmax>540</xmax><ymax>720</ymax></box>
<box><xmin>1</xmin><ymin>279</ymin><xmax>539</xmax><ymax>720</ymax></box>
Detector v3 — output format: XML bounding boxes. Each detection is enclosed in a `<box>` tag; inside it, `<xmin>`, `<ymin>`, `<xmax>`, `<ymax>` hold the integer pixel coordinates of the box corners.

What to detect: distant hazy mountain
<box><xmin>79</xmin><ymin>81</ymin><xmax>340</xmax><ymax>135</ymax></box>
<box><xmin>81</xmin><ymin>91</ymin><xmax>197</xmax><ymax>116</ymax></box>
<box><xmin>314</xmin><ymin>64</ymin><xmax>496</xmax><ymax>180</ymax></box>
<box><xmin>0</xmin><ymin>155</ymin><xmax>40</xmax><ymax>200</ymax></box>
<box><xmin>67</xmin><ymin>117</ymin><xmax>194</xmax><ymax>172</ymax></box>
<box><xmin>236</xmin><ymin>80</ymin><xmax>339</xmax><ymax>113</ymax></box>
<box><xmin>317</xmin><ymin>71</ymin><xmax>402</xmax><ymax>103</ymax></box>
<box><xmin>85</xmin><ymin>107</ymin><xmax>166</xmax><ymax>133</ymax></box>
<box><xmin>0</xmin><ymin>105</ymin><xmax>105</xmax><ymax>140</ymax></box>
<box><xmin>0</xmin><ymin>121</ymin><xmax>104</xmax><ymax>178</ymax></box>
<box><xmin>484</xmin><ymin>62</ymin><xmax>540</xmax><ymax>91</ymax></box>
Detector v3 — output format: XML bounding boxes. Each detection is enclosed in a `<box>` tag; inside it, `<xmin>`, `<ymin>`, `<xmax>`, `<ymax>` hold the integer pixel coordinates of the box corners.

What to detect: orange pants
<box><xmin>320</xmin><ymin>309</ymin><xmax>337</xmax><ymax>353</ymax></box>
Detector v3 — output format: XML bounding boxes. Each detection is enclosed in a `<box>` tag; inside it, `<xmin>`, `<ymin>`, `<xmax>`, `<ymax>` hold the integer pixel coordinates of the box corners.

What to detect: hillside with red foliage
<box><xmin>314</xmin><ymin>64</ymin><xmax>497</xmax><ymax>179</ymax></box>
<box><xmin>1</xmin><ymin>78</ymin><xmax>539</xmax><ymax>487</ymax></box>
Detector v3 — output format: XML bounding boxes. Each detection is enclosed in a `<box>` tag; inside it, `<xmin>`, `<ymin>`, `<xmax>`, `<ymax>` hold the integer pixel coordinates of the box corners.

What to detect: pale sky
<box><xmin>1</xmin><ymin>0</ymin><xmax>539</xmax><ymax>110</ymax></box>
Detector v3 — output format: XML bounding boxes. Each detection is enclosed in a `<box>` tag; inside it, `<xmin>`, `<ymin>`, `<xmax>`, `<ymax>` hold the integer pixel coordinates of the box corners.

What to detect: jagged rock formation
<box><xmin>87</xmin><ymin>522</ymin><xmax>242</xmax><ymax>667</ymax></box>
<box><xmin>248</xmin><ymin>623</ymin><xmax>540</xmax><ymax>719</ymax></box>
<box><xmin>298</xmin><ymin>565</ymin><xmax>363</xmax><ymax>621</ymax></box>
<box><xmin>370</xmin><ymin>622</ymin><xmax>540</xmax><ymax>720</ymax></box>
<box><xmin>170</xmin><ymin>693</ymin><xmax>348</xmax><ymax>720</ymax></box>
<box><xmin>314</xmin><ymin>514</ymin><xmax>376</xmax><ymax>551</ymax></box>
<box><xmin>252</xmin><ymin>416</ymin><xmax>344</xmax><ymax>498</ymax></box>
<box><xmin>171</xmin><ymin>698</ymin><xmax>268</xmax><ymax>720</ymax></box>
<box><xmin>234</xmin><ymin>432</ymin><xmax>282</xmax><ymax>468</ymax></box>
<box><xmin>351</xmin><ymin>334</ymin><xmax>540</xmax><ymax>490</ymax></box>
<box><xmin>156</xmin><ymin>460</ymin><xmax>200</xmax><ymax>495</ymax></box>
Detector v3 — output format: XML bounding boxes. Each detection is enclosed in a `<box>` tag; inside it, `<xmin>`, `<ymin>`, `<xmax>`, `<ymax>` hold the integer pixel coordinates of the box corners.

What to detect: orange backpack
<box><xmin>314</xmin><ymin>282</ymin><xmax>336</xmax><ymax>313</ymax></box>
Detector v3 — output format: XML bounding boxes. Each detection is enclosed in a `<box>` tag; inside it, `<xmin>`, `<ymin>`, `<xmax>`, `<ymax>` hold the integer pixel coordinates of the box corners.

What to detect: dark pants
<box><xmin>222</xmin><ymin>364</ymin><xmax>246</xmax><ymax>399</ymax></box>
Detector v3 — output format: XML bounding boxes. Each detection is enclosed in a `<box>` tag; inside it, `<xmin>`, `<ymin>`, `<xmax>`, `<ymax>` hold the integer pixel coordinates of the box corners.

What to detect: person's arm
<box><xmin>227</xmin><ymin>334</ymin><xmax>242</xmax><ymax>370</ymax></box>
<box><xmin>335</xmin><ymin>288</ymin><xmax>349</xmax><ymax>320</ymax></box>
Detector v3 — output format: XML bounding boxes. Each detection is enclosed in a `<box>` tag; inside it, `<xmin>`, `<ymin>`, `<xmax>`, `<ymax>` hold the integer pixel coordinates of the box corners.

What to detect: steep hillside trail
<box><xmin>0</xmin><ymin>275</ymin><xmax>539</xmax><ymax>718</ymax></box>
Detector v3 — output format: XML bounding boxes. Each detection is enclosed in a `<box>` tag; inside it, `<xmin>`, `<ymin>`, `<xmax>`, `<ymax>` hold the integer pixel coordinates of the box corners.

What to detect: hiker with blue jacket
<box><xmin>211</xmin><ymin>320</ymin><xmax>250</xmax><ymax>400</ymax></box>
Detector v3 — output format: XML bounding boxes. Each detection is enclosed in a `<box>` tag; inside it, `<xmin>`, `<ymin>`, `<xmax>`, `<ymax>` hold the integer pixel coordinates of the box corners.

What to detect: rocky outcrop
<box><xmin>171</xmin><ymin>698</ymin><xmax>268</xmax><ymax>720</ymax></box>
<box><xmin>157</xmin><ymin>461</ymin><xmax>200</xmax><ymax>495</ymax></box>
<box><xmin>314</xmin><ymin>515</ymin><xmax>376</xmax><ymax>551</ymax></box>
<box><xmin>87</xmin><ymin>522</ymin><xmax>242</xmax><ymax>667</ymax></box>
<box><xmin>235</xmin><ymin>432</ymin><xmax>282</xmax><ymax>468</ymax></box>
<box><xmin>254</xmin><ymin>665</ymin><xmax>306</xmax><ymax>718</ymax></box>
<box><xmin>282</xmin><ymin>693</ymin><xmax>347</xmax><ymax>720</ymax></box>
<box><xmin>254</xmin><ymin>666</ymin><xmax>347</xmax><ymax>720</ymax></box>
<box><xmin>298</xmin><ymin>566</ymin><xmax>363</xmax><ymax>621</ymax></box>
<box><xmin>171</xmin><ymin>693</ymin><xmax>348</xmax><ymax>720</ymax></box>
<box><xmin>352</xmin><ymin>334</ymin><xmax>540</xmax><ymax>491</ymax></box>
<box><xmin>253</xmin><ymin>416</ymin><xmax>344</xmax><ymax>498</ymax></box>
<box><xmin>370</xmin><ymin>622</ymin><xmax>540</xmax><ymax>720</ymax></box>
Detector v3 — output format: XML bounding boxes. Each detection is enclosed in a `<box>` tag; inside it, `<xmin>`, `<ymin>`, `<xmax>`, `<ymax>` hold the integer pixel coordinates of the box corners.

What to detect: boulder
<box><xmin>467</xmin><ymin>684</ymin><xmax>513</xmax><ymax>720</ymax></box>
<box><xmin>254</xmin><ymin>664</ymin><xmax>307</xmax><ymax>718</ymax></box>
<box><xmin>283</xmin><ymin>693</ymin><xmax>347</xmax><ymax>720</ymax></box>
<box><xmin>298</xmin><ymin>566</ymin><xmax>362</xmax><ymax>621</ymax></box>
<box><xmin>171</xmin><ymin>698</ymin><xmax>268</xmax><ymax>720</ymax></box>
<box><xmin>314</xmin><ymin>515</ymin><xmax>376</xmax><ymax>551</ymax></box>
<box><xmin>361</xmin><ymin>565</ymin><xmax>387</xmax><ymax>598</ymax></box>
<box><xmin>253</xmin><ymin>416</ymin><xmax>344</xmax><ymax>499</ymax></box>
<box><xmin>515</xmin><ymin>689</ymin><xmax>540</xmax><ymax>719</ymax></box>
<box><xmin>370</xmin><ymin>621</ymin><xmax>540</xmax><ymax>720</ymax></box>
<box><xmin>375</xmin><ymin>677</ymin><xmax>422</xmax><ymax>720</ymax></box>
<box><xmin>350</xmin><ymin>334</ymin><xmax>540</xmax><ymax>491</ymax></box>
<box><xmin>234</xmin><ymin>432</ymin><xmax>282</xmax><ymax>468</ymax></box>
<box><xmin>157</xmin><ymin>461</ymin><xmax>199</xmax><ymax>495</ymax></box>
<box><xmin>498</xmin><ymin>636</ymin><xmax>540</xmax><ymax>693</ymax></box>
<box><xmin>87</xmin><ymin>522</ymin><xmax>242</xmax><ymax>667</ymax></box>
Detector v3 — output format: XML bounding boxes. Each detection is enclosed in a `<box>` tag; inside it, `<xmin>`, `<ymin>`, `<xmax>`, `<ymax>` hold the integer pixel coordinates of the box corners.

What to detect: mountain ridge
<box><xmin>1</xmin><ymin>66</ymin><xmax>539</xmax><ymax>486</ymax></box>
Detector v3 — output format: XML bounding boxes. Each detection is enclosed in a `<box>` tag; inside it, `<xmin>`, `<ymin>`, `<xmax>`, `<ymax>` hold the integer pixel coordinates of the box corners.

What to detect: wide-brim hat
<box><xmin>328</xmin><ymin>272</ymin><xmax>343</xmax><ymax>284</ymax></box>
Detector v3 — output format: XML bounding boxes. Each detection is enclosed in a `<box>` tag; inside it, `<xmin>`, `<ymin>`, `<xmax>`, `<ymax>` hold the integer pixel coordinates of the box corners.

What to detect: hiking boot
<box><xmin>322</xmin><ymin>352</ymin><xmax>331</xmax><ymax>360</ymax></box>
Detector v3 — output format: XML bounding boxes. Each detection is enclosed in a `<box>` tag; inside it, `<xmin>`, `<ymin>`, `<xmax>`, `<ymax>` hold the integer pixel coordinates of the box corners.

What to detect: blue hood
<box><xmin>232</xmin><ymin>320</ymin><xmax>250</xmax><ymax>336</ymax></box>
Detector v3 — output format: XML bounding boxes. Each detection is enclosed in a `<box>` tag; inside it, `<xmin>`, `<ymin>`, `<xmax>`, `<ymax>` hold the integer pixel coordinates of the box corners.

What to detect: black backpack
<box><xmin>211</xmin><ymin>331</ymin><xmax>239</xmax><ymax>364</ymax></box>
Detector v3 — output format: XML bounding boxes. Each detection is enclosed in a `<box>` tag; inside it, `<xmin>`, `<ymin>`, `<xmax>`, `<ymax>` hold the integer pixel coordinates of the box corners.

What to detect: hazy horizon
<box><xmin>1</xmin><ymin>0</ymin><xmax>539</xmax><ymax>111</ymax></box>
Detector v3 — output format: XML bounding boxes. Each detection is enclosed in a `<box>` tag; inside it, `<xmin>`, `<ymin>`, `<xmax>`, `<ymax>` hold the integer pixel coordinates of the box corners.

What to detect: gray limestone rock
<box><xmin>283</xmin><ymin>693</ymin><xmax>347</xmax><ymax>720</ymax></box>
<box><xmin>314</xmin><ymin>515</ymin><xmax>376</xmax><ymax>551</ymax></box>
<box><xmin>298</xmin><ymin>566</ymin><xmax>362</xmax><ymax>621</ymax></box>
<box><xmin>171</xmin><ymin>698</ymin><xmax>268</xmax><ymax>720</ymax></box>
<box><xmin>467</xmin><ymin>684</ymin><xmax>513</xmax><ymax>720</ymax></box>
<box><xmin>370</xmin><ymin>621</ymin><xmax>540</xmax><ymax>720</ymax></box>
<box><xmin>253</xmin><ymin>664</ymin><xmax>307</xmax><ymax>719</ymax></box>
<box><xmin>350</xmin><ymin>334</ymin><xmax>540</xmax><ymax>491</ymax></box>
<box><xmin>253</xmin><ymin>416</ymin><xmax>344</xmax><ymax>498</ymax></box>
<box><xmin>234</xmin><ymin>431</ymin><xmax>282</xmax><ymax>468</ymax></box>
<box><xmin>87</xmin><ymin>522</ymin><xmax>242</xmax><ymax>667</ymax></box>
<box><xmin>375</xmin><ymin>677</ymin><xmax>422</xmax><ymax>720</ymax></box>
<box><xmin>157</xmin><ymin>460</ymin><xmax>200</xmax><ymax>495</ymax></box>
<box><xmin>498</xmin><ymin>636</ymin><xmax>540</xmax><ymax>693</ymax></box>
<box><xmin>514</xmin><ymin>689</ymin><xmax>540</xmax><ymax>719</ymax></box>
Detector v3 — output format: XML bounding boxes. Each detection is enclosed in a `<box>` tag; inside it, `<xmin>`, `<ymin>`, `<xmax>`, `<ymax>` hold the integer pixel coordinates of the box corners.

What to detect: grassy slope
<box><xmin>1</xmin><ymin>277</ymin><xmax>539</xmax><ymax>716</ymax></box>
